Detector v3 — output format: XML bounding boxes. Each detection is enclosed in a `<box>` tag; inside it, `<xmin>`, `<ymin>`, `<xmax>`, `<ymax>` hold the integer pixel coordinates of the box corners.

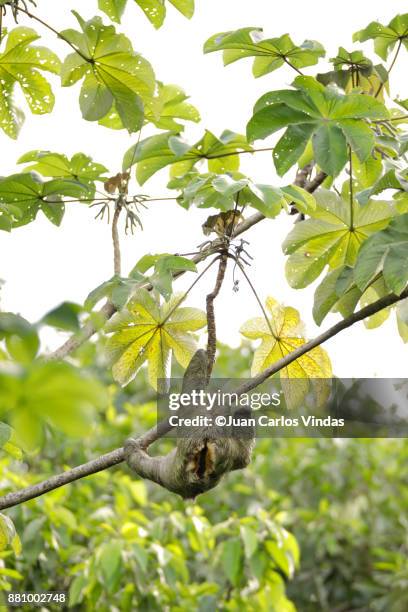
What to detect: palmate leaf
<box><xmin>282</xmin><ymin>189</ymin><xmax>394</xmax><ymax>288</ymax></box>
<box><xmin>0</xmin><ymin>27</ymin><xmax>61</xmax><ymax>138</ymax></box>
<box><xmin>316</xmin><ymin>47</ymin><xmax>389</xmax><ymax>99</ymax></box>
<box><xmin>60</xmin><ymin>12</ymin><xmax>155</xmax><ymax>132</ymax></box>
<box><xmin>240</xmin><ymin>297</ymin><xmax>332</xmax><ymax>408</ymax></box>
<box><xmin>17</xmin><ymin>150</ymin><xmax>108</xmax><ymax>197</ymax></box>
<box><xmin>99</xmin><ymin>0</ymin><xmax>194</xmax><ymax>28</ymax></box>
<box><xmin>0</xmin><ymin>172</ymin><xmax>91</xmax><ymax>229</ymax></box>
<box><xmin>105</xmin><ymin>289</ymin><xmax>206</xmax><ymax>388</ymax></box>
<box><xmin>204</xmin><ymin>28</ymin><xmax>325</xmax><ymax>77</ymax></box>
<box><xmin>353</xmin><ymin>14</ymin><xmax>408</xmax><ymax>60</ymax></box>
<box><xmin>168</xmin><ymin>171</ymin><xmax>316</xmax><ymax>217</ymax></box>
<box><xmin>247</xmin><ymin>76</ymin><xmax>389</xmax><ymax>177</ymax></box>
<box><xmin>353</xmin><ymin>213</ymin><xmax>408</xmax><ymax>295</ymax></box>
<box><xmin>123</xmin><ymin>130</ymin><xmax>253</xmax><ymax>184</ymax></box>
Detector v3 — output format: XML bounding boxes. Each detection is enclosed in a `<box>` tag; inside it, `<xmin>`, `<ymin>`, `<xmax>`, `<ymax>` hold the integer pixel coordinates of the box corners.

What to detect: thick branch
<box><xmin>2</xmin><ymin>285</ymin><xmax>407</xmax><ymax>510</ymax></box>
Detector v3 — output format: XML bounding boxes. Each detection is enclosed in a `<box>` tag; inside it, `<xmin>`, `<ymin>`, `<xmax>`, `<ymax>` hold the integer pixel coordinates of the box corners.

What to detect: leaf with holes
<box><xmin>61</xmin><ymin>12</ymin><xmax>155</xmax><ymax>132</ymax></box>
<box><xmin>123</xmin><ymin>130</ymin><xmax>252</xmax><ymax>184</ymax></box>
<box><xmin>0</xmin><ymin>172</ymin><xmax>91</xmax><ymax>229</ymax></box>
<box><xmin>99</xmin><ymin>0</ymin><xmax>194</xmax><ymax>28</ymax></box>
<box><xmin>247</xmin><ymin>76</ymin><xmax>388</xmax><ymax>176</ymax></box>
<box><xmin>17</xmin><ymin>151</ymin><xmax>108</xmax><ymax>196</ymax></box>
<box><xmin>353</xmin><ymin>14</ymin><xmax>408</xmax><ymax>60</ymax></box>
<box><xmin>240</xmin><ymin>296</ymin><xmax>332</xmax><ymax>408</ymax></box>
<box><xmin>283</xmin><ymin>189</ymin><xmax>393</xmax><ymax>288</ymax></box>
<box><xmin>105</xmin><ymin>289</ymin><xmax>206</xmax><ymax>388</ymax></box>
<box><xmin>0</xmin><ymin>27</ymin><xmax>61</xmax><ymax>138</ymax></box>
<box><xmin>204</xmin><ymin>28</ymin><xmax>325</xmax><ymax>77</ymax></box>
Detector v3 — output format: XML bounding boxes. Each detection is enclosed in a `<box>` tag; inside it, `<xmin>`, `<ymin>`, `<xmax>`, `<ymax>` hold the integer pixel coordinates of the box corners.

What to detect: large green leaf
<box><xmin>0</xmin><ymin>362</ymin><xmax>107</xmax><ymax>449</ymax></box>
<box><xmin>353</xmin><ymin>14</ymin><xmax>408</xmax><ymax>60</ymax></box>
<box><xmin>123</xmin><ymin>130</ymin><xmax>253</xmax><ymax>184</ymax></box>
<box><xmin>240</xmin><ymin>296</ymin><xmax>332</xmax><ymax>408</ymax></box>
<box><xmin>247</xmin><ymin>76</ymin><xmax>389</xmax><ymax>176</ymax></box>
<box><xmin>168</xmin><ymin>171</ymin><xmax>316</xmax><ymax>217</ymax></box>
<box><xmin>283</xmin><ymin>189</ymin><xmax>393</xmax><ymax>288</ymax></box>
<box><xmin>105</xmin><ymin>289</ymin><xmax>206</xmax><ymax>388</ymax></box>
<box><xmin>99</xmin><ymin>0</ymin><xmax>194</xmax><ymax>28</ymax></box>
<box><xmin>0</xmin><ymin>172</ymin><xmax>91</xmax><ymax>229</ymax></box>
<box><xmin>204</xmin><ymin>28</ymin><xmax>324</xmax><ymax>77</ymax></box>
<box><xmin>353</xmin><ymin>213</ymin><xmax>408</xmax><ymax>295</ymax></box>
<box><xmin>61</xmin><ymin>12</ymin><xmax>155</xmax><ymax>132</ymax></box>
<box><xmin>17</xmin><ymin>150</ymin><xmax>108</xmax><ymax>196</ymax></box>
<box><xmin>0</xmin><ymin>27</ymin><xmax>61</xmax><ymax>138</ymax></box>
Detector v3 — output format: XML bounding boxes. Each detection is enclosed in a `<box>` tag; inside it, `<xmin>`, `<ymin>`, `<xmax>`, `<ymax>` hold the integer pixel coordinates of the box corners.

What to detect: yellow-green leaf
<box><xmin>240</xmin><ymin>297</ymin><xmax>332</xmax><ymax>408</ymax></box>
<box><xmin>105</xmin><ymin>289</ymin><xmax>206</xmax><ymax>388</ymax></box>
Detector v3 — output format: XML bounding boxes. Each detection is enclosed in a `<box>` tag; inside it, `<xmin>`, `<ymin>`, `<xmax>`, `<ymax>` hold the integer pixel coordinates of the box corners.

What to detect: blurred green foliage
<box><xmin>0</xmin><ymin>344</ymin><xmax>407</xmax><ymax>611</ymax></box>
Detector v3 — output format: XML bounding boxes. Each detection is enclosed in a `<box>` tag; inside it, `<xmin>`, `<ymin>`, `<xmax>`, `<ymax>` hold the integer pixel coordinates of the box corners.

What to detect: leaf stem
<box><xmin>205</xmin><ymin>146</ymin><xmax>274</xmax><ymax>160</ymax></box>
<box><xmin>348</xmin><ymin>147</ymin><xmax>354</xmax><ymax>231</ymax></box>
<box><xmin>375</xmin><ymin>38</ymin><xmax>403</xmax><ymax>98</ymax></box>
<box><xmin>232</xmin><ymin>257</ymin><xmax>275</xmax><ymax>338</ymax></box>
<box><xmin>373</xmin><ymin>114</ymin><xmax>408</xmax><ymax>124</ymax></box>
<box><xmin>283</xmin><ymin>57</ymin><xmax>304</xmax><ymax>75</ymax></box>
<box><xmin>16</xmin><ymin>6</ymin><xmax>90</xmax><ymax>62</ymax></box>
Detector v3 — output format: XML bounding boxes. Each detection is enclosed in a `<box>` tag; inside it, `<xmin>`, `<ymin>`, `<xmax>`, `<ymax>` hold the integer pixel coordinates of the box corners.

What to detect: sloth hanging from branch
<box><xmin>124</xmin><ymin>208</ymin><xmax>256</xmax><ymax>500</ymax></box>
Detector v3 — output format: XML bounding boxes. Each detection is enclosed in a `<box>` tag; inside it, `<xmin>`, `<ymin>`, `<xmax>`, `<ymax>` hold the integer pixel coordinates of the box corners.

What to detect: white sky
<box><xmin>1</xmin><ymin>0</ymin><xmax>408</xmax><ymax>376</ymax></box>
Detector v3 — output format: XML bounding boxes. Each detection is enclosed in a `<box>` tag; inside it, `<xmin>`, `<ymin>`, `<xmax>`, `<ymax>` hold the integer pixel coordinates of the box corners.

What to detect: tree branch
<box><xmin>46</xmin><ymin>167</ymin><xmax>327</xmax><ymax>361</ymax></box>
<box><xmin>2</xmin><ymin>284</ymin><xmax>407</xmax><ymax>510</ymax></box>
<box><xmin>206</xmin><ymin>252</ymin><xmax>228</xmax><ymax>379</ymax></box>
<box><xmin>112</xmin><ymin>202</ymin><xmax>122</xmax><ymax>276</ymax></box>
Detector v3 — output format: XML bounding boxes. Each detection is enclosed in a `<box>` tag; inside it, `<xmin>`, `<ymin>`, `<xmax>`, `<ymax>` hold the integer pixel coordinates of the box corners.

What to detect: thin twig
<box><xmin>232</xmin><ymin>257</ymin><xmax>275</xmax><ymax>337</ymax></box>
<box><xmin>348</xmin><ymin>147</ymin><xmax>354</xmax><ymax>230</ymax></box>
<box><xmin>375</xmin><ymin>38</ymin><xmax>402</xmax><ymax>99</ymax></box>
<box><xmin>2</xmin><ymin>284</ymin><xmax>408</xmax><ymax>510</ymax></box>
